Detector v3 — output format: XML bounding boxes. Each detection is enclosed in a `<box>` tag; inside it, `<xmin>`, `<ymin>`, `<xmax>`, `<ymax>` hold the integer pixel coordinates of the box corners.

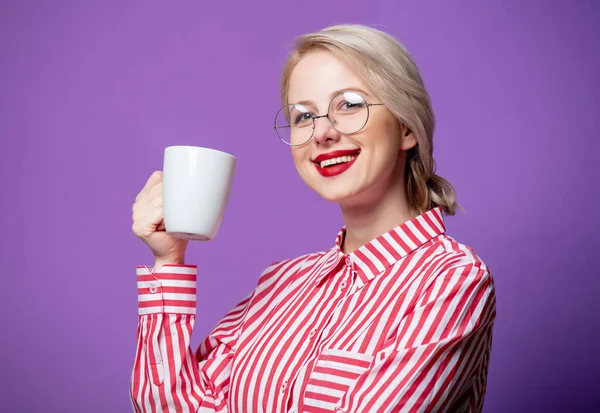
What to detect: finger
<box><xmin>149</xmin><ymin>206</ymin><xmax>164</xmax><ymax>227</ymax></box>
<box><xmin>141</xmin><ymin>171</ymin><xmax>162</xmax><ymax>195</ymax></box>
<box><xmin>149</xmin><ymin>181</ymin><xmax>163</xmax><ymax>198</ymax></box>
<box><xmin>150</xmin><ymin>195</ymin><xmax>162</xmax><ymax>207</ymax></box>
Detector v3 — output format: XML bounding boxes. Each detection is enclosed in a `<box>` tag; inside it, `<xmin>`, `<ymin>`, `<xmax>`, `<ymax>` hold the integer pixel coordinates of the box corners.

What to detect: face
<box><xmin>286</xmin><ymin>50</ymin><xmax>416</xmax><ymax>207</ymax></box>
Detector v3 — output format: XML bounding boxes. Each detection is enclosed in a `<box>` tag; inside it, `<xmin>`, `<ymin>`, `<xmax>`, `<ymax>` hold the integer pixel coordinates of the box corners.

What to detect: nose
<box><xmin>312</xmin><ymin>114</ymin><xmax>340</xmax><ymax>146</ymax></box>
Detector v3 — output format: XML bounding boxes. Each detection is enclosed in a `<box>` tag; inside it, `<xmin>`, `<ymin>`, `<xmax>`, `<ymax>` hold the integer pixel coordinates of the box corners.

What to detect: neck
<box><xmin>340</xmin><ymin>168</ymin><xmax>416</xmax><ymax>255</ymax></box>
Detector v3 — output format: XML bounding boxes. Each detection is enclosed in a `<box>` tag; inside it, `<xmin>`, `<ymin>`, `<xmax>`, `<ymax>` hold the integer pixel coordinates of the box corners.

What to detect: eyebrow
<box><xmin>292</xmin><ymin>87</ymin><xmax>371</xmax><ymax>107</ymax></box>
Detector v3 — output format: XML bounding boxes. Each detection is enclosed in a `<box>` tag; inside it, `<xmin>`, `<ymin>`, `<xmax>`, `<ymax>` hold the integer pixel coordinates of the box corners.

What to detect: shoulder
<box><xmin>420</xmin><ymin>234</ymin><xmax>495</xmax><ymax>300</ymax></box>
<box><xmin>255</xmin><ymin>250</ymin><xmax>328</xmax><ymax>290</ymax></box>
<box><xmin>429</xmin><ymin>233</ymin><xmax>492</xmax><ymax>277</ymax></box>
<box><xmin>412</xmin><ymin>235</ymin><xmax>496</xmax><ymax>324</ymax></box>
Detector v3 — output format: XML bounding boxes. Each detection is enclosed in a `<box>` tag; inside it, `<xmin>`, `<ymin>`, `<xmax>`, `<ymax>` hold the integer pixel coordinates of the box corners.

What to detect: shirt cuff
<box><xmin>136</xmin><ymin>264</ymin><xmax>197</xmax><ymax>316</ymax></box>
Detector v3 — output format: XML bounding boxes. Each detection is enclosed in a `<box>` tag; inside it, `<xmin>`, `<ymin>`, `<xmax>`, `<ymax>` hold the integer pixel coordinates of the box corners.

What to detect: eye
<box><xmin>335</xmin><ymin>92</ymin><xmax>367</xmax><ymax>113</ymax></box>
<box><xmin>340</xmin><ymin>100</ymin><xmax>364</xmax><ymax>110</ymax></box>
<box><xmin>338</xmin><ymin>99</ymin><xmax>366</xmax><ymax>112</ymax></box>
<box><xmin>293</xmin><ymin>111</ymin><xmax>313</xmax><ymax>126</ymax></box>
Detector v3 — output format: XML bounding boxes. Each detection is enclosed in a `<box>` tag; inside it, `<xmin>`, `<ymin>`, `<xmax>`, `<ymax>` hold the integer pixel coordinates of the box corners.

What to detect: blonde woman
<box><xmin>130</xmin><ymin>24</ymin><xmax>496</xmax><ymax>413</ymax></box>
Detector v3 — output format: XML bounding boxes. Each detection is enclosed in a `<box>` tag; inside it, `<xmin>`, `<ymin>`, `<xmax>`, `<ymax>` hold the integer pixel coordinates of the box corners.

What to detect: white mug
<box><xmin>162</xmin><ymin>145</ymin><xmax>236</xmax><ymax>241</ymax></box>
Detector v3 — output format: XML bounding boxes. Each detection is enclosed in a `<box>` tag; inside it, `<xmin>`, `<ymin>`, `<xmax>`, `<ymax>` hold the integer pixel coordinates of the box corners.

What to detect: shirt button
<box><xmin>339</xmin><ymin>280</ymin><xmax>348</xmax><ymax>290</ymax></box>
<box><xmin>345</xmin><ymin>256</ymin><xmax>352</xmax><ymax>267</ymax></box>
<box><xmin>308</xmin><ymin>328</ymin><xmax>317</xmax><ymax>339</ymax></box>
<box><xmin>281</xmin><ymin>380</ymin><xmax>288</xmax><ymax>392</ymax></box>
<box><xmin>149</xmin><ymin>285</ymin><xmax>158</xmax><ymax>294</ymax></box>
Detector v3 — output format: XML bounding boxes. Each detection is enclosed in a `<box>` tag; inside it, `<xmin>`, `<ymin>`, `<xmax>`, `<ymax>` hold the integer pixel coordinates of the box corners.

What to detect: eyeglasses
<box><xmin>274</xmin><ymin>91</ymin><xmax>384</xmax><ymax>146</ymax></box>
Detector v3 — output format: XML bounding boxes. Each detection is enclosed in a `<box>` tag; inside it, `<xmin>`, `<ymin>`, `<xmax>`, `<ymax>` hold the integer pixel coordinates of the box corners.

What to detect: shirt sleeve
<box><xmin>129</xmin><ymin>264</ymin><xmax>253</xmax><ymax>413</ymax></box>
<box><xmin>332</xmin><ymin>262</ymin><xmax>496</xmax><ymax>413</ymax></box>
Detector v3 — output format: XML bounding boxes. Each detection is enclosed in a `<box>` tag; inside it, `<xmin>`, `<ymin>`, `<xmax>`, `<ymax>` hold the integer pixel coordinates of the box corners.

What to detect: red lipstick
<box><xmin>312</xmin><ymin>149</ymin><xmax>360</xmax><ymax>178</ymax></box>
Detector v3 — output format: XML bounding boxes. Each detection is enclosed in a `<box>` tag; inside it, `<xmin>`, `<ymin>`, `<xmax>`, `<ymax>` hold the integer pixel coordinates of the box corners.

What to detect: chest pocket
<box><xmin>302</xmin><ymin>348</ymin><xmax>374</xmax><ymax>411</ymax></box>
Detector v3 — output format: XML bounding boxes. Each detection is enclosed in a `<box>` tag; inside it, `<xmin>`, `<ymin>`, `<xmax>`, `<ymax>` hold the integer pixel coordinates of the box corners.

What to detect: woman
<box><xmin>130</xmin><ymin>24</ymin><xmax>495</xmax><ymax>413</ymax></box>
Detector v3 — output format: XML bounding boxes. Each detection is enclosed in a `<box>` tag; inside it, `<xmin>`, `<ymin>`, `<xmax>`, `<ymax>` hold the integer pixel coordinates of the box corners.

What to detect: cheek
<box><xmin>368</xmin><ymin>147</ymin><xmax>398</xmax><ymax>176</ymax></box>
<box><xmin>291</xmin><ymin>148</ymin><xmax>312</xmax><ymax>178</ymax></box>
<box><xmin>367</xmin><ymin>121</ymin><xmax>402</xmax><ymax>164</ymax></box>
<box><xmin>290</xmin><ymin>149</ymin><xmax>303</xmax><ymax>168</ymax></box>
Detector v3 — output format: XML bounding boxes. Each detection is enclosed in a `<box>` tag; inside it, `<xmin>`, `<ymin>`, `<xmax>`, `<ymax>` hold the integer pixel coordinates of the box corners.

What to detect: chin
<box><xmin>298</xmin><ymin>165</ymin><xmax>373</xmax><ymax>206</ymax></box>
<box><xmin>313</xmin><ymin>182</ymin><xmax>365</xmax><ymax>205</ymax></box>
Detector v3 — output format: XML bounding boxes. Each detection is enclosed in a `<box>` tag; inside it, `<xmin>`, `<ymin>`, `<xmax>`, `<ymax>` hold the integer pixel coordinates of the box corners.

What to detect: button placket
<box><xmin>149</xmin><ymin>282</ymin><xmax>159</xmax><ymax>294</ymax></box>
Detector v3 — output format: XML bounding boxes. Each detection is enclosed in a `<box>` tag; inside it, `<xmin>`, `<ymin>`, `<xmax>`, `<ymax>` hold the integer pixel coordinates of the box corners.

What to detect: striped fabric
<box><xmin>130</xmin><ymin>207</ymin><xmax>496</xmax><ymax>412</ymax></box>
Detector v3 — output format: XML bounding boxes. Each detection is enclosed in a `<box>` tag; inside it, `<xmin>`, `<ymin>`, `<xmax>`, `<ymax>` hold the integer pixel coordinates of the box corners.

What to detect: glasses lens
<box><xmin>274</xmin><ymin>104</ymin><xmax>314</xmax><ymax>145</ymax></box>
<box><xmin>329</xmin><ymin>91</ymin><xmax>369</xmax><ymax>134</ymax></box>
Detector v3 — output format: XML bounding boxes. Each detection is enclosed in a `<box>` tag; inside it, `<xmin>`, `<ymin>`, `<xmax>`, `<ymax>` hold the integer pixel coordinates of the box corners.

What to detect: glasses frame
<box><xmin>273</xmin><ymin>91</ymin><xmax>385</xmax><ymax>147</ymax></box>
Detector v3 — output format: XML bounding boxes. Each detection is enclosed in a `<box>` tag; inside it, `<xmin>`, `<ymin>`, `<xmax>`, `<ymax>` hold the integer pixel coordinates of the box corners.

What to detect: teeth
<box><xmin>320</xmin><ymin>155</ymin><xmax>357</xmax><ymax>168</ymax></box>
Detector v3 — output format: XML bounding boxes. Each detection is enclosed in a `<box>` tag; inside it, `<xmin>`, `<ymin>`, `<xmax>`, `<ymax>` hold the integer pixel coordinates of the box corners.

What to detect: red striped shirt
<box><xmin>130</xmin><ymin>207</ymin><xmax>496</xmax><ymax>412</ymax></box>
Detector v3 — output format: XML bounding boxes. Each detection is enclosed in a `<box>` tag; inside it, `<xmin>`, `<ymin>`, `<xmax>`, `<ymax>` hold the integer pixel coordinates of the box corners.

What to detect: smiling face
<box><xmin>286</xmin><ymin>50</ymin><xmax>416</xmax><ymax>207</ymax></box>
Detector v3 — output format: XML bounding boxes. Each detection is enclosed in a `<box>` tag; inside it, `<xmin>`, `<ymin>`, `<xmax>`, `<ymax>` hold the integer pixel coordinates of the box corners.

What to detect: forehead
<box><xmin>287</xmin><ymin>50</ymin><xmax>372</xmax><ymax>105</ymax></box>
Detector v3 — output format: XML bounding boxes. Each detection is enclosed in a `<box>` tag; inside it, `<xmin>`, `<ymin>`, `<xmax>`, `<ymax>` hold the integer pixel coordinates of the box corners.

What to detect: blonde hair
<box><xmin>280</xmin><ymin>24</ymin><xmax>459</xmax><ymax>216</ymax></box>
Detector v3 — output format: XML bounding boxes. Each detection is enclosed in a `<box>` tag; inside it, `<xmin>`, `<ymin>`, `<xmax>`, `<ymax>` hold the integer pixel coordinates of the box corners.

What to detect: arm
<box><xmin>130</xmin><ymin>264</ymin><xmax>252</xmax><ymax>412</ymax></box>
<box><xmin>333</xmin><ymin>262</ymin><xmax>496</xmax><ymax>413</ymax></box>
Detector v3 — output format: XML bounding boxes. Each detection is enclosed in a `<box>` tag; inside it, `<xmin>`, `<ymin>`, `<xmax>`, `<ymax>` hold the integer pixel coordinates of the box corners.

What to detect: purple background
<box><xmin>1</xmin><ymin>1</ymin><xmax>598</xmax><ymax>412</ymax></box>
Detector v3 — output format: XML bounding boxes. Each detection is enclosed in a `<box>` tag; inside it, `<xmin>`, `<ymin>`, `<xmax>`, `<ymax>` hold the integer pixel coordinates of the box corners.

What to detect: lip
<box><xmin>313</xmin><ymin>149</ymin><xmax>360</xmax><ymax>178</ymax></box>
<box><xmin>312</xmin><ymin>149</ymin><xmax>361</xmax><ymax>163</ymax></box>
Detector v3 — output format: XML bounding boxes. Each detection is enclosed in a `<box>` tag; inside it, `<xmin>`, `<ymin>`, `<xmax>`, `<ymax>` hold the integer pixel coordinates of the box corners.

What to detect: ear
<box><xmin>400</xmin><ymin>126</ymin><xmax>417</xmax><ymax>150</ymax></box>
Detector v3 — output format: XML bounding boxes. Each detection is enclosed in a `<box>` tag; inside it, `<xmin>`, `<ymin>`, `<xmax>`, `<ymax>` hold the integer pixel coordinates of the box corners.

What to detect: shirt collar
<box><xmin>315</xmin><ymin>207</ymin><xmax>446</xmax><ymax>289</ymax></box>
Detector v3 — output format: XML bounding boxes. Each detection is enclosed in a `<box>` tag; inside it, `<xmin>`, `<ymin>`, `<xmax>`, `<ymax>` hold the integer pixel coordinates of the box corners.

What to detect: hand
<box><xmin>132</xmin><ymin>171</ymin><xmax>189</xmax><ymax>265</ymax></box>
